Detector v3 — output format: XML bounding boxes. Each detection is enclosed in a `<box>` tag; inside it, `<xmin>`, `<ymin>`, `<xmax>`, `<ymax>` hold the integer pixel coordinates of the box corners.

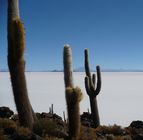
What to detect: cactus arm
<box><xmin>92</xmin><ymin>74</ymin><xmax>96</xmax><ymax>87</ymax></box>
<box><xmin>84</xmin><ymin>49</ymin><xmax>91</xmax><ymax>77</ymax></box>
<box><xmin>85</xmin><ymin>76</ymin><xmax>91</xmax><ymax>95</ymax></box>
<box><xmin>85</xmin><ymin>76</ymin><xmax>97</xmax><ymax>98</ymax></box>
<box><xmin>95</xmin><ymin>65</ymin><xmax>101</xmax><ymax>95</ymax></box>
<box><xmin>84</xmin><ymin>49</ymin><xmax>94</xmax><ymax>89</ymax></box>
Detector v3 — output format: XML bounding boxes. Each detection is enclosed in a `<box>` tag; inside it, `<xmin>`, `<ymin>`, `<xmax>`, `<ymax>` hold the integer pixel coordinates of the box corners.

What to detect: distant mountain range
<box><xmin>0</xmin><ymin>69</ymin><xmax>8</xmax><ymax>72</ymax></box>
<box><xmin>1</xmin><ymin>67</ymin><xmax>143</xmax><ymax>72</ymax></box>
<box><xmin>50</xmin><ymin>67</ymin><xmax>143</xmax><ymax>72</ymax></box>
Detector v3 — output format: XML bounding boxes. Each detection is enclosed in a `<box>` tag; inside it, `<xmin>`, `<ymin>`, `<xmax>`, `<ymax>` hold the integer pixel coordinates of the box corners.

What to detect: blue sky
<box><xmin>1</xmin><ymin>0</ymin><xmax>143</xmax><ymax>71</ymax></box>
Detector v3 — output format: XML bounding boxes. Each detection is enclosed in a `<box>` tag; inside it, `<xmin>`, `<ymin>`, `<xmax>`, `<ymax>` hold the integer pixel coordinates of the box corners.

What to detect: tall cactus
<box><xmin>84</xmin><ymin>49</ymin><xmax>101</xmax><ymax>128</ymax></box>
<box><xmin>63</xmin><ymin>45</ymin><xmax>82</xmax><ymax>140</ymax></box>
<box><xmin>7</xmin><ymin>0</ymin><xmax>35</xmax><ymax>129</ymax></box>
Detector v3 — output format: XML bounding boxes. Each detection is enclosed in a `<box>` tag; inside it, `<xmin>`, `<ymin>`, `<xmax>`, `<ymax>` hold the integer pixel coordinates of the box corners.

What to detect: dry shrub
<box><xmin>33</xmin><ymin>118</ymin><xmax>57</xmax><ymax>137</ymax></box>
<box><xmin>95</xmin><ymin>125</ymin><xmax>124</xmax><ymax>136</ymax></box>
<box><xmin>16</xmin><ymin>127</ymin><xmax>31</xmax><ymax>136</ymax></box>
<box><xmin>124</xmin><ymin>126</ymin><xmax>143</xmax><ymax>136</ymax></box>
<box><xmin>0</xmin><ymin>130</ymin><xmax>8</xmax><ymax>140</ymax></box>
<box><xmin>44</xmin><ymin>135</ymin><xmax>64</xmax><ymax>140</ymax></box>
<box><xmin>113</xmin><ymin>135</ymin><xmax>132</xmax><ymax>140</ymax></box>
<box><xmin>0</xmin><ymin>118</ymin><xmax>17</xmax><ymax>135</ymax></box>
<box><xmin>79</xmin><ymin>125</ymin><xmax>96</xmax><ymax>140</ymax></box>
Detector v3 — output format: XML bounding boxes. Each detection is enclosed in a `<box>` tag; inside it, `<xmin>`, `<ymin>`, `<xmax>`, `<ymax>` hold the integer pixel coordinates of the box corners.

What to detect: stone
<box><xmin>130</xmin><ymin>120</ymin><xmax>143</xmax><ymax>129</ymax></box>
<box><xmin>0</xmin><ymin>106</ymin><xmax>14</xmax><ymax>118</ymax></box>
<box><xmin>80</xmin><ymin>112</ymin><xmax>94</xmax><ymax>127</ymax></box>
<box><xmin>133</xmin><ymin>134</ymin><xmax>143</xmax><ymax>140</ymax></box>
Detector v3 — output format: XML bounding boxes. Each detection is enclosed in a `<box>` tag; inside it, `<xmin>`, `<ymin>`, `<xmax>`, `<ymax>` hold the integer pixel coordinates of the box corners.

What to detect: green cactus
<box><xmin>84</xmin><ymin>49</ymin><xmax>101</xmax><ymax>128</ymax></box>
<box><xmin>7</xmin><ymin>0</ymin><xmax>36</xmax><ymax>129</ymax></box>
<box><xmin>63</xmin><ymin>45</ymin><xmax>82</xmax><ymax>140</ymax></box>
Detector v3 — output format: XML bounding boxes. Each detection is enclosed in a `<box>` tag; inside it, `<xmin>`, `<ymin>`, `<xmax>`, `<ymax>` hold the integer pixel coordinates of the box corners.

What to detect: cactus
<box><xmin>7</xmin><ymin>0</ymin><xmax>36</xmax><ymax>129</ymax></box>
<box><xmin>84</xmin><ymin>49</ymin><xmax>101</xmax><ymax>128</ymax></box>
<box><xmin>49</xmin><ymin>104</ymin><xmax>54</xmax><ymax>114</ymax></box>
<box><xmin>63</xmin><ymin>111</ymin><xmax>66</xmax><ymax>123</ymax></box>
<box><xmin>65</xmin><ymin>87</ymin><xmax>83</xmax><ymax>140</ymax></box>
<box><xmin>63</xmin><ymin>45</ymin><xmax>82</xmax><ymax>140</ymax></box>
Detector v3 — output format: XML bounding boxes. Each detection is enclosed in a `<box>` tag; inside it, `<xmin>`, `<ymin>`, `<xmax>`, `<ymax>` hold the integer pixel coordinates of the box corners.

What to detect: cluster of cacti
<box><xmin>7</xmin><ymin>0</ymin><xmax>36</xmax><ymax>129</ymax></box>
<box><xmin>63</xmin><ymin>45</ymin><xmax>83</xmax><ymax>140</ymax></box>
<box><xmin>5</xmin><ymin>0</ymin><xmax>102</xmax><ymax>137</ymax></box>
<box><xmin>84</xmin><ymin>49</ymin><xmax>101</xmax><ymax>128</ymax></box>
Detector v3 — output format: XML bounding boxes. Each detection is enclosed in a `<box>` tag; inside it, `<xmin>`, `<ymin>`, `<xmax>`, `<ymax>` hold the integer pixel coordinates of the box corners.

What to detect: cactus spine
<box><xmin>7</xmin><ymin>0</ymin><xmax>35</xmax><ymax>129</ymax></box>
<box><xmin>84</xmin><ymin>49</ymin><xmax>101</xmax><ymax>128</ymax></box>
<box><xmin>63</xmin><ymin>45</ymin><xmax>82</xmax><ymax>140</ymax></box>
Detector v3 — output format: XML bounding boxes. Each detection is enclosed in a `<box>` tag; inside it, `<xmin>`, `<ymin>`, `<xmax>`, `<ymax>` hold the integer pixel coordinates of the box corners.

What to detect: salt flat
<box><xmin>0</xmin><ymin>72</ymin><xmax>143</xmax><ymax>126</ymax></box>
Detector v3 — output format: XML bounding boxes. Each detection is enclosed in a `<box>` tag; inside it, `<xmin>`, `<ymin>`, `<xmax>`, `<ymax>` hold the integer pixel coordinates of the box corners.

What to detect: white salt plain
<box><xmin>0</xmin><ymin>72</ymin><xmax>143</xmax><ymax>127</ymax></box>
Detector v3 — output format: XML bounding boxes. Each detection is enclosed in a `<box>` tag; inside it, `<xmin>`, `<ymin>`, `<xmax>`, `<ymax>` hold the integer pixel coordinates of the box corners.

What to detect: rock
<box><xmin>133</xmin><ymin>134</ymin><xmax>143</xmax><ymax>140</ymax></box>
<box><xmin>35</xmin><ymin>113</ymin><xmax>41</xmax><ymax>119</ymax></box>
<box><xmin>49</xmin><ymin>130</ymin><xmax>68</xmax><ymax>138</ymax></box>
<box><xmin>0</xmin><ymin>106</ymin><xmax>14</xmax><ymax>118</ymax></box>
<box><xmin>129</xmin><ymin>120</ymin><xmax>143</xmax><ymax>138</ymax></box>
<box><xmin>106</xmin><ymin>134</ymin><xmax>114</xmax><ymax>140</ymax></box>
<box><xmin>40</xmin><ymin>112</ymin><xmax>53</xmax><ymax>118</ymax></box>
<box><xmin>121</xmin><ymin>135</ymin><xmax>132</xmax><ymax>140</ymax></box>
<box><xmin>31</xmin><ymin>133</ymin><xmax>42</xmax><ymax>140</ymax></box>
<box><xmin>80</xmin><ymin>112</ymin><xmax>94</xmax><ymax>127</ymax></box>
<box><xmin>130</xmin><ymin>120</ymin><xmax>143</xmax><ymax>129</ymax></box>
<box><xmin>10</xmin><ymin>114</ymin><xmax>19</xmax><ymax>121</ymax></box>
<box><xmin>53</xmin><ymin>113</ymin><xmax>62</xmax><ymax>120</ymax></box>
<box><xmin>9</xmin><ymin>132</ymin><xmax>42</xmax><ymax>140</ymax></box>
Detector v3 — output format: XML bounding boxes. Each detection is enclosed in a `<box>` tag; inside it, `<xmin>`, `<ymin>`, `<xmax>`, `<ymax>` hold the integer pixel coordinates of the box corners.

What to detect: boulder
<box><xmin>10</xmin><ymin>114</ymin><xmax>19</xmax><ymax>121</ymax></box>
<box><xmin>130</xmin><ymin>120</ymin><xmax>143</xmax><ymax>129</ymax></box>
<box><xmin>0</xmin><ymin>106</ymin><xmax>14</xmax><ymax>118</ymax></box>
<box><xmin>80</xmin><ymin>112</ymin><xmax>94</xmax><ymax>127</ymax></box>
<box><xmin>133</xmin><ymin>134</ymin><xmax>143</xmax><ymax>140</ymax></box>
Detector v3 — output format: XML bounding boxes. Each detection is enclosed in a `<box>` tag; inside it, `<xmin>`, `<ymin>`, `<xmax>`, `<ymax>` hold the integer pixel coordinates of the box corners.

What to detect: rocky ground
<box><xmin>0</xmin><ymin>106</ymin><xmax>143</xmax><ymax>140</ymax></box>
